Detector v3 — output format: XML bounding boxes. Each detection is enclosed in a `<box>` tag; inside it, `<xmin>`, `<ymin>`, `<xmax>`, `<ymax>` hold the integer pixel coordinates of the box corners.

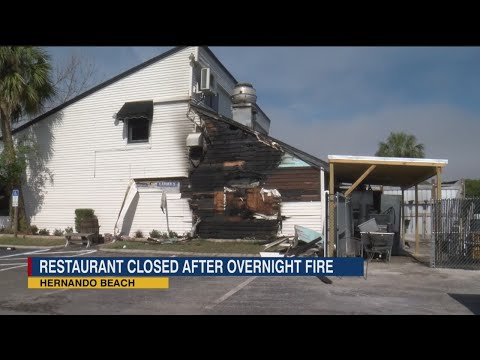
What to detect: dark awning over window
<box><xmin>116</xmin><ymin>100</ymin><xmax>153</xmax><ymax>121</ymax></box>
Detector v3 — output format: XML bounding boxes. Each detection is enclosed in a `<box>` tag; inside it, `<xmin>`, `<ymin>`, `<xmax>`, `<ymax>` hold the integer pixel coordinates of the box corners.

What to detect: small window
<box><xmin>128</xmin><ymin>118</ymin><xmax>149</xmax><ymax>143</ymax></box>
<box><xmin>205</xmin><ymin>93</ymin><xmax>219</xmax><ymax>112</ymax></box>
<box><xmin>0</xmin><ymin>187</ymin><xmax>9</xmax><ymax>217</ymax></box>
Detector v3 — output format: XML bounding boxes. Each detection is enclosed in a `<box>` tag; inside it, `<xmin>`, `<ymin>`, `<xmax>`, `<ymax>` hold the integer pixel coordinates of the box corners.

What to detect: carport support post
<box><xmin>401</xmin><ymin>189</ymin><xmax>405</xmax><ymax>249</ymax></box>
<box><xmin>436</xmin><ymin>167</ymin><xmax>442</xmax><ymax>252</ymax></box>
<box><xmin>329</xmin><ymin>163</ymin><xmax>335</xmax><ymax>257</ymax></box>
<box><xmin>415</xmin><ymin>185</ymin><xmax>419</xmax><ymax>255</ymax></box>
<box><xmin>436</xmin><ymin>167</ymin><xmax>442</xmax><ymax>203</ymax></box>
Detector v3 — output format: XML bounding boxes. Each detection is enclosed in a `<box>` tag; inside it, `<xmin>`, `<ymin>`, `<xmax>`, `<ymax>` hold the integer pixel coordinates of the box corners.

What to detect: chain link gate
<box><xmin>432</xmin><ymin>198</ymin><xmax>480</xmax><ymax>269</ymax></box>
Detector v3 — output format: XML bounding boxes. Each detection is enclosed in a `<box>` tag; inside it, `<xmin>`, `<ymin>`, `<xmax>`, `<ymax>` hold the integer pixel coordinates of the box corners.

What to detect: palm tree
<box><xmin>375</xmin><ymin>132</ymin><xmax>425</xmax><ymax>158</ymax></box>
<box><xmin>0</xmin><ymin>47</ymin><xmax>54</xmax><ymax>232</ymax></box>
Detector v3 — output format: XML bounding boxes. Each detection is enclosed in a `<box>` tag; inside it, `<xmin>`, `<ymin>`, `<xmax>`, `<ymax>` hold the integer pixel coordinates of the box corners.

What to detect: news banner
<box><xmin>27</xmin><ymin>257</ymin><xmax>364</xmax><ymax>289</ymax></box>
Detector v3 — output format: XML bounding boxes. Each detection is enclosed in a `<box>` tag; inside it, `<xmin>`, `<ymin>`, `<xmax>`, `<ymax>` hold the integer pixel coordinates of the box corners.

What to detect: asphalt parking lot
<box><xmin>0</xmin><ymin>245</ymin><xmax>479</xmax><ymax>315</ymax></box>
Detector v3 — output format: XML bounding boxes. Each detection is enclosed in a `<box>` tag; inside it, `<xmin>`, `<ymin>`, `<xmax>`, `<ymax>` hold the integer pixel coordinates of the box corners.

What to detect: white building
<box><xmin>0</xmin><ymin>46</ymin><xmax>327</xmax><ymax>238</ymax></box>
<box><xmin>383</xmin><ymin>180</ymin><xmax>464</xmax><ymax>238</ymax></box>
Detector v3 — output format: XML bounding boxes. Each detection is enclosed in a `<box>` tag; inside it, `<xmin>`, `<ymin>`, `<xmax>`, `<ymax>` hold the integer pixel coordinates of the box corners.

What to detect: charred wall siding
<box><xmin>264</xmin><ymin>168</ymin><xmax>322</xmax><ymax>236</ymax></box>
<box><xmin>186</xmin><ymin>118</ymin><xmax>320</xmax><ymax>239</ymax></box>
<box><xmin>186</xmin><ymin>119</ymin><xmax>284</xmax><ymax>239</ymax></box>
<box><xmin>264</xmin><ymin>168</ymin><xmax>320</xmax><ymax>202</ymax></box>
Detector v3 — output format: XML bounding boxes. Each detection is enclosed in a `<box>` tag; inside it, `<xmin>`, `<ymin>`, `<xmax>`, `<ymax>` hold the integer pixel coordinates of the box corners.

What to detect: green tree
<box><xmin>375</xmin><ymin>132</ymin><xmax>425</xmax><ymax>158</ymax></box>
<box><xmin>465</xmin><ymin>179</ymin><xmax>480</xmax><ymax>198</ymax></box>
<box><xmin>0</xmin><ymin>47</ymin><xmax>54</xmax><ymax>232</ymax></box>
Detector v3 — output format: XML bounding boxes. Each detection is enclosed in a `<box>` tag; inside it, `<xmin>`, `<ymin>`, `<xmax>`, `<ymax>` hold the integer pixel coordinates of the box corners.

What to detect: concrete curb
<box><xmin>0</xmin><ymin>244</ymin><xmax>65</xmax><ymax>249</ymax></box>
<box><xmin>98</xmin><ymin>247</ymin><xmax>259</xmax><ymax>257</ymax></box>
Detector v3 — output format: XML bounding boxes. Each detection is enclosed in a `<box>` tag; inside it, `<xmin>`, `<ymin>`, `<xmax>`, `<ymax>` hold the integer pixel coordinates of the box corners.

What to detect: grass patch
<box><xmin>0</xmin><ymin>236</ymin><xmax>65</xmax><ymax>246</ymax></box>
<box><xmin>102</xmin><ymin>240</ymin><xmax>265</xmax><ymax>254</ymax></box>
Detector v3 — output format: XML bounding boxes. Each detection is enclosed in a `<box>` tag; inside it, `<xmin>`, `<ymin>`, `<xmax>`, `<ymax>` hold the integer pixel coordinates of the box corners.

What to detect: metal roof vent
<box><xmin>231</xmin><ymin>83</ymin><xmax>257</xmax><ymax>105</ymax></box>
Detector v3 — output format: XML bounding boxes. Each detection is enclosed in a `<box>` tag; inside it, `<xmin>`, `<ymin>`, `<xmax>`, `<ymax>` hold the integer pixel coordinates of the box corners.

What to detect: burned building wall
<box><xmin>263</xmin><ymin>168</ymin><xmax>321</xmax><ymax>202</ymax></box>
<box><xmin>183</xmin><ymin>116</ymin><xmax>323</xmax><ymax>239</ymax></box>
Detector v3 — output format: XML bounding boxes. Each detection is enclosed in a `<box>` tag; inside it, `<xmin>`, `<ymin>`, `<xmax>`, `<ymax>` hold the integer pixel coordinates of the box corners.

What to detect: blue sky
<box><xmin>46</xmin><ymin>46</ymin><xmax>480</xmax><ymax>181</ymax></box>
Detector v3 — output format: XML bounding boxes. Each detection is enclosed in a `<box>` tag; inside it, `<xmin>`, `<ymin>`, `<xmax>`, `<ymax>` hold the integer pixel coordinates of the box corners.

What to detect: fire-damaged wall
<box><xmin>182</xmin><ymin>114</ymin><xmax>322</xmax><ymax>239</ymax></box>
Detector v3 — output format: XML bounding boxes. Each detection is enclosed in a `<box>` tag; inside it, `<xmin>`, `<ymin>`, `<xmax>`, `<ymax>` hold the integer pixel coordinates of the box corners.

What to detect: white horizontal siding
<box><xmin>22</xmin><ymin>102</ymin><xmax>194</xmax><ymax>233</ymax></box>
<box><xmin>197</xmin><ymin>48</ymin><xmax>236</xmax><ymax>119</ymax></box>
<box><xmin>197</xmin><ymin>49</ymin><xmax>236</xmax><ymax>97</ymax></box>
<box><xmin>281</xmin><ymin>201</ymin><xmax>323</xmax><ymax>236</ymax></box>
<box><xmin>197</xmin><ymin>47</ymin><xmax>271</xmax><ymax>134</ymax></box>
<box><xmin>383</xmin><ymin>188</ymin><xmax>461</xmax><ymax>203</ymax></box>
<box><xmin>383</xmin><ymin>186</ymin><xmax>462</xmax><ymax>236</ymax></box>
<box><xmin>128</xmin><ymin>193</ymin><xmax>192</xmax><ymax>237</ymax></box>
<box><xmin>0</xmin><ymin>216</ymin><xmax>10</xmax><ymax>228</ymax></box>
<box><xmin>15</xmin><ymin>48</ymin><xmax>197</xmax><ymax>233</ymax></box>
<box><xmin>255</xmin><ymin>109</ymin><xmax>270</xmax><ymax>134</ymax></box>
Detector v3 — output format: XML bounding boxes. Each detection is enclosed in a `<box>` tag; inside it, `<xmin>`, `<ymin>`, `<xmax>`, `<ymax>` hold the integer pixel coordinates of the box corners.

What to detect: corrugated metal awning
<box><xmin>116</xmin><ymin>100</ymin><xmax>153</xmax><ymax>121</ymax></box>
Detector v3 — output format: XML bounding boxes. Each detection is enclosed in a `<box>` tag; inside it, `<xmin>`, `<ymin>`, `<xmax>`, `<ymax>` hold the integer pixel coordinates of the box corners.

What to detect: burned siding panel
<box><xmin>264</xmin><ymin>167</ymin><xmax>320</xmax><ymax>202</ymax></box>
<box><xmin>188</xmin><ymin>118</ymin><xmax>284</xmax><ymax>239</ymax></box>
<box><xmin>197</xmin><ymin>219</ymin><xmax>279</xmax><ymax>239</ymax></box>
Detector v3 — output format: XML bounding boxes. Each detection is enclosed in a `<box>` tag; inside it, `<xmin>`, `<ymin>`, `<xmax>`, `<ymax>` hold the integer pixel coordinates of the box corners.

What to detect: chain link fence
<box><xmin>432</xmin><ymin>198</ymin><xmax>480</xmax><ymax>269</ymax></box>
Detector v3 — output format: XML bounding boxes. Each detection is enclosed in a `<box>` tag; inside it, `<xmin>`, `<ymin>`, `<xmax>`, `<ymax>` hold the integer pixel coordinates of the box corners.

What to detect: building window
<box><xmin>205</xmin><ymin>93</ymin><xmax>219</xmax><ymax>112</ymax></box>
<box><xmin>128</xmin><ymin>118</ymin><xmax>149</xmax><ymax>143</ymax></box>
<box><xmin>0</xmin><ymin>187</ymin><xmax>9</xmax><ymax>217</ymax></box>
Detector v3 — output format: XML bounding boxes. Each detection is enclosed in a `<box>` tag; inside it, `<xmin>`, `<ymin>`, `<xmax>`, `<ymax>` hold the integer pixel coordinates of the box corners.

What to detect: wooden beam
<box><xmin>344</xmin><ymin>165</ymin><xmax>376</xmax><ymax>197</ymax></box>
<box><xmin>415</xmin><ymin>185</ymin><xmax>419</xmax><ymax>255</ymax></box>
<box><xmin>329</xmin><ymin>163</ymin><xmax>335</xmax><ymax>257</ymax></box>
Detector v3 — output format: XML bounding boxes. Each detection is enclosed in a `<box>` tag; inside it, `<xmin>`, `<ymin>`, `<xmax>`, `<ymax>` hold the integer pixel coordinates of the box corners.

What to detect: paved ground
<box><xmin>0</xmin><ymin>245</ymin><xmax>479</xmax><ymax>315</ymax></box>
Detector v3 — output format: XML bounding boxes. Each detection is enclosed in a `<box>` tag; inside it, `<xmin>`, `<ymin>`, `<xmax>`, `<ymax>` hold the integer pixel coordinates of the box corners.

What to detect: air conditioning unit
<box><xmin>186</xmin><ymin>133</ymin><xmax>204</xmax><ymax>148</ymax></box>
<box><xmin>200</xmin><ymin>67</ymin><xmax>212</xmax><ymax>92</ymax></box>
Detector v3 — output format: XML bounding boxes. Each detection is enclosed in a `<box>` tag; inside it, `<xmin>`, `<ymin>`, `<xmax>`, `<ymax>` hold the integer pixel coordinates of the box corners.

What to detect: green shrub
<box><xmin>168</xmin><ymin>230</ymin><xmax>178</xmax><ymax>238</ymax></box>
<box><xmin>54</xmin><ymin>229</ymin><xmax>64</xmax><ymax>236</ymax></box>
<box><xmin>38</xmin><ymin>228</ymin><xmax>50</xmax><ymax>236</ymax></box>
<box><xmin>135</xmin><ymin>230</ymin><xmax>143</xmax><ymax>238</ymax></box>
<box><xmin>75</xmin><ymin>209</ymin><xmax>96</xmax><ymax>232</ymax></box>
<box><xmin>64</xmin><ymin>226</ymin><xmax>73</xmax><ymax>234</ymax></box>
<box><xmin>29</xmin><ymin>225</ymin><xmax>39</xmax><ymax>235</ymax></box>
<box><xmin>149</xmin><ymin>229</ymin><xmax>161</xmax><ymax>238</ymax></box>
<box><xmin>0</xmin><ymin>227</ymin><xmax>13</xmax><ymax>234</ymax></box>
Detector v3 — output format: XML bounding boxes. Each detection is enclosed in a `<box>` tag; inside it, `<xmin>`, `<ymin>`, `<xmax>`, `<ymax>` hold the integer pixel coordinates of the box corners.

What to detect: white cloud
<box><xmin>268</xmin><ymin>103</ymin><xmax>480</xmax><ymax>180</ymax></box>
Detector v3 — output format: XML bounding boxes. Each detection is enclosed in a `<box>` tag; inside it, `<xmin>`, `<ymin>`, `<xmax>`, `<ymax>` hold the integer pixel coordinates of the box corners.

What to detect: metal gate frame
<box><xmin>336</xmin><ymin>192</ymin><xmax>353</xmax><ymax>257</ymax></box>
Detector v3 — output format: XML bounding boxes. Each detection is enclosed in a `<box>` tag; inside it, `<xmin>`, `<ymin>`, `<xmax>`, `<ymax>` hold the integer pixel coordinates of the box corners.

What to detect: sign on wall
<box><xmin>135</xmin><ymin>180</ymin><xmax>180</xmax><ymax>193</ymax></box>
